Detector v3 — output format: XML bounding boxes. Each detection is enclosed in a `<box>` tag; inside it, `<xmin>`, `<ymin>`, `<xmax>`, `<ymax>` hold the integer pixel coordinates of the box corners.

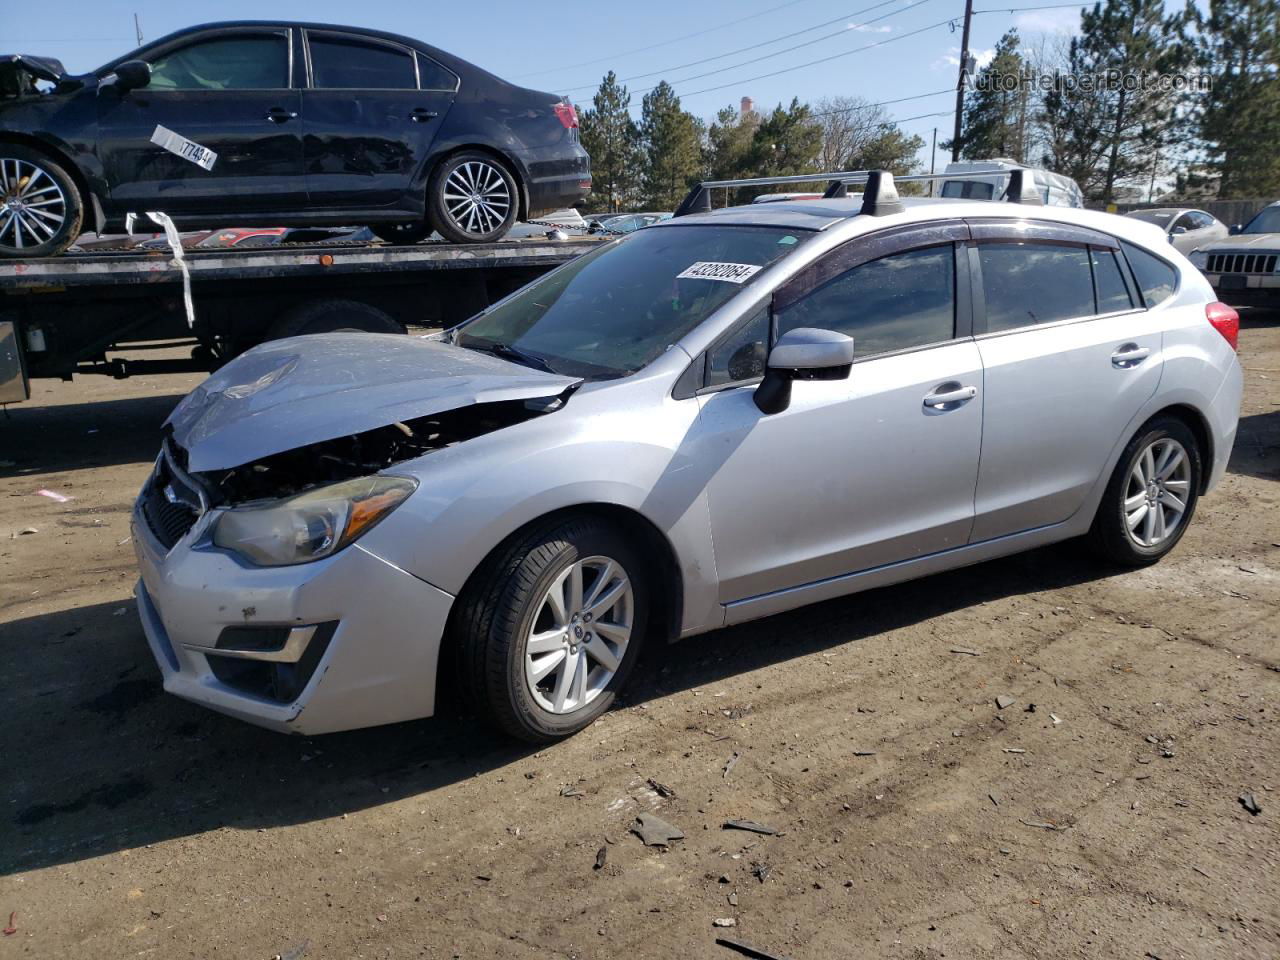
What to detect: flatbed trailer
<box><xmin>0</xmin><ymin>236</ymin><xmax>603</xmax><ymax>404</ymax></box>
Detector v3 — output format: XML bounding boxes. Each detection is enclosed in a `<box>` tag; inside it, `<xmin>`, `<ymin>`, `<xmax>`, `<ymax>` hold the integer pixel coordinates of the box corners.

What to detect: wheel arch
<box><xmin>1151</xmin><ymin>403</ymin><xmax>1214</xmax><ymax>494</ymax></box>
<box><xmin>0</xmin><ymin>133</ymin><xmax>99</xmax><ymax>232</ymax></box>
<box><xmin>424</xmin><ymin>142</ymin><xmax>530</xmax><ymax>222</ymax></box>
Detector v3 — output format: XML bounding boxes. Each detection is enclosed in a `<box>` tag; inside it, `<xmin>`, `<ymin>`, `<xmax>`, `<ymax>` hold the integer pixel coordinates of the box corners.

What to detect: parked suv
<box><xmin>132</xmin><ymin>172</ymin><xmax>1241</xmax><ymax>742</ymax></box>
<box><xmin>0</xmin><ymin>22</ymin><xmax>591</xmax><ymax>256</ymax></box>
<box><xmin>1189</xmin><ymin>201</ymin><xmax>1280</xmax><ymax>309</ymax></box>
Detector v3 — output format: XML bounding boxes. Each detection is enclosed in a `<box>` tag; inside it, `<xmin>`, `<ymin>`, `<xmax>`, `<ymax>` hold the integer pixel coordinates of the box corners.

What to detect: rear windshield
<box><xmin>452</xmin><ymin>225</ymin><xmax>807</xmax><ymax>378</ymax></box>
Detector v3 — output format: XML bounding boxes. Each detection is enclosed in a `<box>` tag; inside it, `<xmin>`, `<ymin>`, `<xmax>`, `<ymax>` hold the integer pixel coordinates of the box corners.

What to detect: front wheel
<box><xmin>0</xmin><ymin>147</ymin><xmax>84</xmax><ymax>258</ymax></box>
<box><xmin>455</xmin><ymin>517</ymin><xmax>648</xmax><ymax>742</ymax></box>
<box><xmin>427</xmin><ymin>151</ymin><xmax>519</xmax><ymax>244</ymax></box>
<box><xmin>1089</xmin><ymin>416</ymin><xmax>1202</xmax><ymax>567</ymax></box>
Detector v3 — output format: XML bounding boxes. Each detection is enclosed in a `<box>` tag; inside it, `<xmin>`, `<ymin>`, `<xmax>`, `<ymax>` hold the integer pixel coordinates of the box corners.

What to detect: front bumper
<box><xmin>131</xmin><ymin>502</ymin><xmax>455</xmax><ymax>735</ymax></box>
<box><xmin>1203</xmin><ymin>272</ymin><xmax>1280</xmax><ymax>309</ymax></box>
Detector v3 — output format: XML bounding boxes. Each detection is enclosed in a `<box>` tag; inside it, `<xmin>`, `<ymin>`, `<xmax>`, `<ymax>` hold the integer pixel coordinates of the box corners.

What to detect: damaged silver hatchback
<box><xmin>133</xmin><ymin>178</ymin><xmax>1242</xmax><ymax>742</ymax></box>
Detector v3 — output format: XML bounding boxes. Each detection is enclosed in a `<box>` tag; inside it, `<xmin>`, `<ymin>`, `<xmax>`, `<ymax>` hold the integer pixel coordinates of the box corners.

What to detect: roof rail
<box><xmin>672</xmin><ymin>167</ymin><xmax>1045</xmax><ymax>219</ymax></box>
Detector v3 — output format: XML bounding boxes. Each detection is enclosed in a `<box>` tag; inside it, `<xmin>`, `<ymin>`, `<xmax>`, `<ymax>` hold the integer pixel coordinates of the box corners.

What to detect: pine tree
<box><xmin>704</xmin><ymin>104</ymin><xmax>759</xmax><ymax>205</ymax></box>
<box><xmin>746</xmin><ymin>99</ymin><xmax>823</xmax><ymax>178</ymax></box>
<box><xmin>579</xmin><ymin>72</ymin><xmax>640</xmax><ymax>213</ymax></box>
<box><xmin>947</xmin><ymin>30</ymin><xmax>1031</xmax><ymax>161</ymax></box>
<box><xmin>1192</xmin><ymin>0</ymin><xmax>1280</xmax><ymax>197</ymax></box>
<box><xmin>639</xmin><ymin>81</ymin><xmax>704</xmax><ymax>209</ymax></box>
<box><xmin>848</xmin><ymin>126</ymin><xmax>926</xmax><ymax>177</ymax></box>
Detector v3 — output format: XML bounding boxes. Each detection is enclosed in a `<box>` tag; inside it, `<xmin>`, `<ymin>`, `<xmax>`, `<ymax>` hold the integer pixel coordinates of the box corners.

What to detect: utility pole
<box><xmin>950</xmin><ymin>0</ymin><xmax>974</xmax><ymax>162</ymax></box>
<box><xmin>930</xmin><ymin>127</ymin><xmax>937</xmax><ymax>196</ymax></box>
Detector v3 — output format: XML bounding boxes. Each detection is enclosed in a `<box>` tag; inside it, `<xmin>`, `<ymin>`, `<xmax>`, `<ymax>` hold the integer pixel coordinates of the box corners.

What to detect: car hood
<box><xmin>1200</xmin><ymin>233</ymin><xmax>1280</xmax><ymax>251</ymax></box>
<box><xmin>1</xmin><ymin>54</ymin><xmax>66</xmax><ymax>85</ymax></box>
<box><xmin>166</xmin><ymin>333</ymin><xmax>582</xmax><ymax>472</ymax></box>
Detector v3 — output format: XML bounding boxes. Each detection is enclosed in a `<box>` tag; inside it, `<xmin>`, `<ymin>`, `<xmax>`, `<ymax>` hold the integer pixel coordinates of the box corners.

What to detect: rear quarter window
<box><xmin>1121</xmin><ymin>241</ymin><xmax>1178</xmax><ymax>307</ymax></box>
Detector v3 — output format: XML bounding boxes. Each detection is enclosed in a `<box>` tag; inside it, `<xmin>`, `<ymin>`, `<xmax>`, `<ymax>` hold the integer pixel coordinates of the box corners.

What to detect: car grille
<box><xmin>141</xmin><ymin>440</ymin><xmax>205</xmax><ymax>550</ymax></box>
<box><xmin>1207</xmin><ymin>252</ymin><xmax>1278</xmax><ymax>274</ymax></box>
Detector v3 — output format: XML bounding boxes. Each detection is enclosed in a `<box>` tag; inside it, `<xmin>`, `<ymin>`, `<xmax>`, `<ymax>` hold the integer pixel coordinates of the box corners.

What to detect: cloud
<box><xmin>1014</xmin><ymin>8</ymin><xmax>1081</xmax><ymax>34</ymax></box>
<box><xmin>932</xmin><ymin>45</ymin><xmax>996</xmax><ymax>71</ymax></box>
<box><xmin>848</xmin><ymin>22</ymin><xmax>893</xmax><ymax>32</ymax></box>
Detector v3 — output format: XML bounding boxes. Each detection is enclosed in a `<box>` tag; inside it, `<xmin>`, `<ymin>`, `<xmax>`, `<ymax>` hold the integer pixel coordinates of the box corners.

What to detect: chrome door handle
<box><xmin>923</xmin><ymin>384</ymin><xmax>977</xmax><ymax>408</ymax></box>
<box><xmin>1111</xmin><ymin>344</ymin><xmax>1150</xmax><ymax>367</ymax></box>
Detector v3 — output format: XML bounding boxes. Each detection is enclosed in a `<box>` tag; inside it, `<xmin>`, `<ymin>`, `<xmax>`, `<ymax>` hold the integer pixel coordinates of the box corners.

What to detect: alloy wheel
<box><xmin>442</xmin><ymin>160</ymin><xmax>512</xmax><ymax>236</ymax></box>
<box><xmin>0</xmin><ymin>158</ymin><xmax>67</xmax><ymax>251</ymax></box>
<box><xmin>1124</xmin><ymin>437</ymin><xmax>1192</xmax><ymax>548</ymax></box>
<box><xmin>524</xmin><ymin>554</ymin><xmax>634</xmax><ymax>715</ymax></box>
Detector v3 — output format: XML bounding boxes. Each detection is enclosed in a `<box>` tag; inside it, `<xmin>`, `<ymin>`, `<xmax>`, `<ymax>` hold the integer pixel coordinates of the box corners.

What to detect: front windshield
<box><xmin>453</xmin><ymin>225</ymin><xmax>807</xmax><ymax>378</ymax></box>
<box><xmin>1243</xmin><ymin>207</ymin><xmax>1280</xmax><ymax>234</ymax></box>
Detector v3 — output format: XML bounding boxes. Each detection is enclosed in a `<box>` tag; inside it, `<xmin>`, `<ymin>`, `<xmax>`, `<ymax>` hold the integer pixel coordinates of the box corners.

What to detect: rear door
<box><xmin>97</xmin><ymin>26</ymin><xmax>304</xmax><ymax>214</ymax></box>
<box><xmin>301</xmin><ymin>29</ymin><xmax>457</xmax><ymax>209</ymax></box>
<box><xmin>968</xmin><ymin>220</ymin><xmax>1167</xmax><ymax>541</ymax></box>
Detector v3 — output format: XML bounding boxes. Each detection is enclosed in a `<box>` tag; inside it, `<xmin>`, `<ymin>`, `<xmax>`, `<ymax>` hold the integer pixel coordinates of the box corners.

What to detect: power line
<box><xmin>566</xmin><ymin>0</ymin><xmax>914</xmax><ymax>92</ymax></box>
<box><xmin>973</xmin><ymin>2</ymin><xmax>1083</xmax><ymax>11</ymax></box>
<box><xmin>513</xmin><ymin>0</ymin><xmax>818</xmax><ymax>80</ymax></box>
<box><xmin>807</xmin><ymin>88</ymin><xmax>954</xmax><ymax>119</ymax></box>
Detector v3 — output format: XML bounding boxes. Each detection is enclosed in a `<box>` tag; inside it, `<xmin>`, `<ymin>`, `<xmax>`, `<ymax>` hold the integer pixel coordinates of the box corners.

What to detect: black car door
<box><xmin>96</xmin><ymin>26</ymin><xmax>305</xmax><ymax>216</ymax></box>
<box><xmin>300</xmin><ymin>29</ymin><xmax>457</xmax><ymax>209</ymax></box>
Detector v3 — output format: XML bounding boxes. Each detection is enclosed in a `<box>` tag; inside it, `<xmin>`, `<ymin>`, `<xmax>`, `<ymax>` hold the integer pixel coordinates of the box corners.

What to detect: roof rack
<box><xmin>672</xmin><ymin>167</ymin><xmax>1044</xmax><ymax>219</ymax></box>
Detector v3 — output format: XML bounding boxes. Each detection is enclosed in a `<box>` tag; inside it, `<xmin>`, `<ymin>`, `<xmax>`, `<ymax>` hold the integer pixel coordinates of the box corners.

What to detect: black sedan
<box><xmin>0</xmin><ymin>22</ymin><xmax>591</xmax><ymax>256</ymax></box>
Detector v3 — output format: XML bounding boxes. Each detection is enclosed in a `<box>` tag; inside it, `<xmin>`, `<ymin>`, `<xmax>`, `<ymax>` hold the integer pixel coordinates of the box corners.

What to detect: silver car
<box><xmin>132</xmin><ymin>177</ymin><xmax>1244</xmax><ymax>742</ymax></box>
<box><xmin>1124</xmin><ymin>207</ymin><xmax>1230</xmax><ymax>255</ymax></box>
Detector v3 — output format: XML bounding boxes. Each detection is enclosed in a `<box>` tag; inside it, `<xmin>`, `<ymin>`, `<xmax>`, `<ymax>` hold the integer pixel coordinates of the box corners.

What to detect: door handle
<box><xmin>410</xmin><ymin>108</ymin><xmax>439</xmax><ymax>122</ymax></box>
<box><xmin>1111</xmin><ymin>344</ymin><xmax>1150</xmax><ymax>368</ymax></box>
<box><xmin>265</xmin><ymin>107</ymin><xmax>297</xmax><ymax>123</ymax></box>
<box><xmin>922</xmin><ymin>384</ymin><xmax>977</xmax><ymax>409</ymax></box>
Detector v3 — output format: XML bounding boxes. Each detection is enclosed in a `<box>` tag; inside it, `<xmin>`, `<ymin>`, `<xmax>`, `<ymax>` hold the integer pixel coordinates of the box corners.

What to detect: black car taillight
<box><xmin>553</xmin><ymin>100</ymin><xmax>579</xmax><ymax>129</ymax></box>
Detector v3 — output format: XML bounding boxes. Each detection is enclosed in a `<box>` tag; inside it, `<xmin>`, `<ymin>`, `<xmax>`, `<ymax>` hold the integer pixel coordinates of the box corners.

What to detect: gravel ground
<box><xmin>1</xmin><ymin>316</ymin><xmax>1277</xmax><ymax>960</ymax></box>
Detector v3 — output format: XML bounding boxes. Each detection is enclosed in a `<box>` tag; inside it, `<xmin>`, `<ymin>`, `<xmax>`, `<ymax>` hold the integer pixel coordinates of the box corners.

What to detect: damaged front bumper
<box><xmin>131</xmin><ymin>493</ymin><xmax>455</xmax><ymax>735</ymax></box>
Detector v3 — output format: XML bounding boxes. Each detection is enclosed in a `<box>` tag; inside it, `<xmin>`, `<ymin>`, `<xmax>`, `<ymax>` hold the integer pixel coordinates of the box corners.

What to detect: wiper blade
<box><xmin>486</xmin><ymin>342</ymin><xmax>558</xmax><ymax>374</ymax></box>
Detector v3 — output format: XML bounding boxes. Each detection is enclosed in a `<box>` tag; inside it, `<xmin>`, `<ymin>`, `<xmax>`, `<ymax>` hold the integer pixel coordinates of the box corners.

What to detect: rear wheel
<box><xmin>427</xmin><ymin>151</ymin><xmax>519</xmax><ymax>244</ymax></box>
<box><xmin>1089</xmin><ymin>416</ymin><xmax>1201</xmax><ymax>566</ymax></box>
<box><xmin>265</xmin><ymin>299</ymin><xmax>405</xmax><ymax>341</ymax></box>
<box><xmin>369</xmin><ymin>221</ymin><xmax>435</xmax><ymax>245</ymax></box>
<box><xmin>0</xmin><ymin>146</ymin><xmax>83</xmax><ymax>258</ymax></box>
<box><xmin>455</xmin><ymin>516</ymin><xmax>648</xmax><ymax>742</ymax></box>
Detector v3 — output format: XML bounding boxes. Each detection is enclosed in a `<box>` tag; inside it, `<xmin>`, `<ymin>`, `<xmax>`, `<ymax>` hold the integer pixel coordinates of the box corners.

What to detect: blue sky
<box><xmin>6</xmin><ymin>0</ymin><xmax>1187</xmax><ymax>169</ymax></box>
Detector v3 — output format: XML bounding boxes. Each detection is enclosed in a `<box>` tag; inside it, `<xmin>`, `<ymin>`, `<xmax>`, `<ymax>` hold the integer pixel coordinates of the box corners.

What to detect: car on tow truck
<box><xmin>131</xmin><ymin>168</ymin><xmax>1242</xmax><ymax>743</ymax></box>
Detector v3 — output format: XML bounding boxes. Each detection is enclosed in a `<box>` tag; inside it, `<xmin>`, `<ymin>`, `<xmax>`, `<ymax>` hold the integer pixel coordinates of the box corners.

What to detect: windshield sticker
<box><xmin>150</xmin><ymin>125</ymin><xmax>218</xmax><ymax>171</ymax></box>
<box><xmin>778</xmin><ymin>235</ymin><xmax>799</xmax><ymax>245</ymax></box>
<box><xmin>677</xmin><ymin>261</ymin><xmax>763</xmax><ymax>284</ymax></box>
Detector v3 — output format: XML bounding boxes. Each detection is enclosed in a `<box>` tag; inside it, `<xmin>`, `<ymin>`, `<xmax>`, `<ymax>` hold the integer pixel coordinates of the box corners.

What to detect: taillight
<box><xmin>553</xmin><ymin>100</ymin><xmax>579</xmax><ymax>129</ymax></box>
<box><xmin>1206</xmin><ymin>301</ymin><xmax>1239</xmax><ymax>351</ymax></box>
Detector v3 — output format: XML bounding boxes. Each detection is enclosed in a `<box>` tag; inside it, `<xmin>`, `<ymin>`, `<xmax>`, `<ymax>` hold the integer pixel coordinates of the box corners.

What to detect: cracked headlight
<box><xmin>213</xmin><ymin>475</ymin><xmax>417</xmax><ymax>566</ymax></box>
<box><xmin>1188</xmin><ymin>249</ymin><xmax>1209</xmax><ymax>268</ymax></box>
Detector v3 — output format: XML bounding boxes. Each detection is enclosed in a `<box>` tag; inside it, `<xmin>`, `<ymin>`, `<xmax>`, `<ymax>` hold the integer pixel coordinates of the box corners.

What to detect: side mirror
<box><xmin>1171</xmin><ymin>225</ymin><xmax>1188</xmax><ymax>235</ymax></box>
<box><xmin>1229</xmin><ymin>223</ymin><xmax>1243</xmax><ymax>235</ymax></box>
<box><xmin>754</xmin><ymin>327</ymin><xmax>854</xmax><ymax>415</ymax></box>
<box><xmin>111</xmin><ymin>59</ymin><xmax>151</xmax><ymax>92</ymax></box>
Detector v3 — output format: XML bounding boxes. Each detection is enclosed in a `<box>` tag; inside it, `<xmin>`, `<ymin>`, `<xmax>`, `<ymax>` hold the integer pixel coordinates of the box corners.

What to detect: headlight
<box><xmin>213</xmin><ymin>475</ymin><xmax>417</xmax><ymax>566</ymax></box>
<box><xmin>1189</xmin><ymin>249</ymin><xmax>1209</xmax><ymax>268</ymax></box>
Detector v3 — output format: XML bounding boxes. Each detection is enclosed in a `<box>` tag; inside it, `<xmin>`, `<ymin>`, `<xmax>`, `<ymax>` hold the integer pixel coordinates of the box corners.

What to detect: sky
<box><xmin>3</xmin><ymin>0</ymin><xmax>1194</xmax><ymax>172</ymax></box>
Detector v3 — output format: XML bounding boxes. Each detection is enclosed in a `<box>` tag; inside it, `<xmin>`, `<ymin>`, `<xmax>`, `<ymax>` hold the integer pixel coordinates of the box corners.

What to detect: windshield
<box><xmin>453</xmin><ymin>225</ymin><xmax>807</xmax><ymax>378</ymax></box>
<box><xmin>1243</xmin><ymin>207</ymin><xmax>1280</xmax><ymax>234</ymax></box>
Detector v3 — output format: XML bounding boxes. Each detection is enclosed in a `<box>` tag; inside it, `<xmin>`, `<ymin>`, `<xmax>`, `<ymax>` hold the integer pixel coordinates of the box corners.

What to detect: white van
<box><xmin>939</xmin><ymin>159</ymin><xmax>1084</xmax><ymax>208</ymax></box>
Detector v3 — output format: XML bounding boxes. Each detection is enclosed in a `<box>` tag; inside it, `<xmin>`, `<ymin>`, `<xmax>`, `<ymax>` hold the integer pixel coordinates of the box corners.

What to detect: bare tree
<box><xmin>813</xmin><ymin>96</ymin><xmax>892</xmax><ymax>170</ymax></box>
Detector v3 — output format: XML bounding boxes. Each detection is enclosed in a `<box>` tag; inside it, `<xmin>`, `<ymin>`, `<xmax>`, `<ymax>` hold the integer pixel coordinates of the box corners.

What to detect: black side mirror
<box><xmin>111</xmin><ymin>59</ymin><xmax>151</xmax><ymax>92</ymax></box>
<box><xmin>754</xmin><ymin>327</ymin><xmax>855</xmax><ymax>415</ymax></box>
<box><xmin>1229</xmin><ymin>223</ymin><xmax>1243</xmax><ymax>235</ymax></box>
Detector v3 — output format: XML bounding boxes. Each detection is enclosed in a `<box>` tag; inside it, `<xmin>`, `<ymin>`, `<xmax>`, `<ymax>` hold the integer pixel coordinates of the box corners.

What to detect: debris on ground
<box><xmin>1050</xmin><ymin>713</ymin><xmax>1062</xmax><ymax>725</ymax></box>
<box><xmin>750</xmin><ymin>861</ymin><xmax>771</xmax><ymax>883</ymax></box>
<box><xmin>1239</xmin><ymin>792</ymin><xmax>1261</xmax><ymax>816</ymax></box>
<box><xmin>995</xmin><ymin>695</ymin><xmax>1016</xmax><ymax>710</ymax></box>
<box><xmin>632</xmin><ymin>813</ymin><xmax>684</xmax><ymax>847</ymax></box>
<box><xmin>723</xmin><ymin>819</ymin><xmax>778</xmax><ymax>835</ymax></box>
<box><xmin>1003</xmin><ymin>748</ymin><xmax>1026</xmax><ymax>754</ymax></box>
<box><xmin>3</xmin><ymin>912</ymin><xmax>15</xmax><ymax>936</ymax></box>
<box><xmin>647</xmin><ymin>778</ymin><xmax>676</xmax><ymax>798</ymax></box>
<box><xmin>715</xmin><ymin>935</ymin><xmax>794</xmax><ymax>960</ymax></box>
<box><xmin>1019</xmin><ymin>818</ymin><xmax>1066</xmax><ymax>831</ymax></box>
<box><xmin>713</xmin><ymin>917</ymin><xmax>737</xmax><ymax>927</ymax></box>
<box><xmin>35</xmin><ymin>488</ymin><xmax>73</xmax><ymax>502</ymax></box>
<box><xmin>723</xmin><ymin>752</ymin><xmax>742</xmax><ymax>779</ymax></box>
<box><xmin>1024</xmin><ymin>703</ymin><xmax>1036</xmax><ymax>713</ymax></box>
<box><xmin>950</xmin><ymin>647</ymin><xmax>981</xmax><ymax>656</ymax></box>
<box><xmin>853</xmin><ymin>750</ymin><xmax>876</xmax><ymax>757</ymax></box>
<box><xmin>594</xmin><ymin>847</ymin><xmax>607</xmax><ymax>870</ymax></box>
<box><xmin>273</xmin><ymin>941</ymin><xmax>309</xmax><ymax>960</ymax></box>
<box><xmin>16</xmin><ymin>527</ymin><xmax>37</xmax><ymax>536</ymax></box>
<box><xmin>559</xmin><ymin>784</ymin><xmax>584</xmax><ymax>797</ymax></box>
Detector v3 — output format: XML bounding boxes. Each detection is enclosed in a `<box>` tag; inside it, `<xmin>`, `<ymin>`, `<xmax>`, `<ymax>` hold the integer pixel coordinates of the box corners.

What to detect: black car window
<box><xmin>1191</xmin><ymin>211</ymin><xmax>1216</xmax><ymax>229</ymax></box>
<box><xmin>1092</xmin><ymin>247</ymin><xmax>1134</xmax><ymax>313</ymax></box>
<box><xmin>777</xmin><ymin>244</ymin><xmax>955</xmax><ymax>358</ymax></box>
<box><xmin>707</xmin><ymin>307</ymin><xmax>769</xmax><ymax>386</ymax></box>
<box><xmin>979</xmin><ymin>242</ymin><xmax>1093</xmax><ymax>332</ymax></box>
<box><xmin>149</xmin><ymin>35</ymin><xmax>288</xmax><ymax>91</ymax></box>
<box><xmin>309</xmin><ymin>35</ymin><xmax>415</xmax><ymax>89</ymax></box>
<box><xmin>941</xmin><ymin>180</ymin><xmax>995</xmax><ymax>200</ymax></box>
<box><xmin>1121</xmin><ymin>241</ymin><xmax>1178</xmax><ymax>307</ymax></box>
<box><xmin>1171</xmin><ymin>213</ymin><xmax>1195</xmax><ymax>232</ymax></box>
<box><xmin>454</xmin><ymin>225</ymin><xmax>804</xmax><ymax>379</ymax></box>
<box><xmin>416</xmin><ymin>53</ymin><xmax>459</xmax><ymax>91</ymax></box>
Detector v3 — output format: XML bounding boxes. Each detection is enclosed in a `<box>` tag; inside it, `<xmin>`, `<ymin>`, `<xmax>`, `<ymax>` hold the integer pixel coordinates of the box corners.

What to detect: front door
<box><xmin>699</xmin><ymin>227</ymin><xmax>984</xmax><ymax>603</ymax></box>
<box><xmin>97</xmin><ymin>26</ymin><xmax>304</xmax><ymax>217</ymax></box>
<box><xmin>300</xmin><ymin>29</ymin><xmax>456</xmax><ymax>209</ymax></box>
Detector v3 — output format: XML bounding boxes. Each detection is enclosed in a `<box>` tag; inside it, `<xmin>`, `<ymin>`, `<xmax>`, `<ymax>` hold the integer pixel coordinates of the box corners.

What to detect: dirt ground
<box><xmin>1</xmin><ymin>316</ymin><xmax>1277</xmax><ymax>960</ymax></box>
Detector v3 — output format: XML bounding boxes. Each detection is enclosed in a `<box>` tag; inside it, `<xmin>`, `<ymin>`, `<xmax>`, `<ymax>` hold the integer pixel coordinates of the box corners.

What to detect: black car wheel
<box><xmin>0</xmin><ymin>146</ymin><xmax>83</xmax><ymax>258</ymax></box>
<box><xmin>428</xmin><ymin>151</ymin><xmax>519</xmax><ymax>244</ymax></box>
<box><xmin>369</xmin><ymin>221</ymin><xmax>435</xmax><ymax>245</ymax></box>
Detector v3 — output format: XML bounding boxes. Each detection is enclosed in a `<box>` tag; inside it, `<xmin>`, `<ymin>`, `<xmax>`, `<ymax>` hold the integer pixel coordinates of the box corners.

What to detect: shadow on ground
<box><xmin>2</xmin><ymin>539</ymin><xmax>1119</xmax><ymax>876</ymax></box>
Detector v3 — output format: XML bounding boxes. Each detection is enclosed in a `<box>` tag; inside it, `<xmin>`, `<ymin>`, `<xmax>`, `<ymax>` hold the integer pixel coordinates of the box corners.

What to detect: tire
<box><xmin>1089</xmin><ymin>415</ymin><xmax>1202</xmax><ymax>567</ymax></box>
<box><xmin>427</xmin><ymin>150</ymin><xmax>520</xmax><ymax>244</ymax></box>
<box><xmin>455</xmin><ymin>516</ymin><xmax>649</xmax><ymax>743</ymax></box>
<box><xmin>0</xmin><ymin>145</ymin><xmax>84</xmax><ymax>258</ymax></box>
<box><xmin>369</xmin><ymin>221</ymin><xmax>435</xmax><ymax>245</ymax></box>
<box><xmin>265</xmin><ymin>299</ymin><xmax>405</xmax><ymax>341</ymax></box>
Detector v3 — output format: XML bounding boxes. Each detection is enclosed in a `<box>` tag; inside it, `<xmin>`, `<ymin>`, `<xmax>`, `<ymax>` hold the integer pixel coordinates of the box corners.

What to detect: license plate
<box><xmin>1219</xmin><ymin>275</ymin><xmax>1247</xmax><ymax>290</ymax></box>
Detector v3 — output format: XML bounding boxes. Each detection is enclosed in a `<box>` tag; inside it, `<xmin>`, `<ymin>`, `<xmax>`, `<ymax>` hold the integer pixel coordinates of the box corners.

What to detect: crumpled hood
<box><xmin>1200</xmin><ymin>233</ymin><xmax>1280</xmax><ymax>252</ymax></box>
<box><xmin>167</xmin><ymin>333</ymin><xmax>581</xmax><ymax>472</ymax></box>
<box><xmin>0</xmin><ymin>54</ymin><xmax>67</xmax><ymax>87</ymax></box>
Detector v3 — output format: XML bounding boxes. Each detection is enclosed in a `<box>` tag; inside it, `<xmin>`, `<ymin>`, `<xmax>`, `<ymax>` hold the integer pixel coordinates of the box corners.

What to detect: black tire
<box><xmin>368</xmin><ymin>221</ymin><xmax>435</xmax><ymax>245</ymax></box>
<box><xmin>0</xmin><ymin>145</ymin><xmax>84</xmax><ymax>258</ymax></box>
<box><xmin>455</xmin><ymin>516</ymin><xmax>649</xmax><ymax>743</ymax></box>
<box><xmin>427</xmin><ymin>150</ymin><xmax>520</xmax><ymax>244</ymax></box>
<box><xmin>265</xmin><ymin>299</ymin><xmax>405</xmax><ymax>341</ymax></box>
<box><xmin>1089</xmin><ymin>415</ymin><xmax>1202</xmax><ymax>567</ymax></box>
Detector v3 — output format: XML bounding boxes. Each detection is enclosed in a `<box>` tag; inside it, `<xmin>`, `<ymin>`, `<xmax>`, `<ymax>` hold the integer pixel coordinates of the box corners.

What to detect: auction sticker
<box><xmin>677</xmin><ymin>261</ymin><xmax>762</xmax><ymax>284</ymax></box>
<box><xmin>150</xmin><ymin>124</ymin><xmax>217</xmax><ymax>171</ymax></box>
